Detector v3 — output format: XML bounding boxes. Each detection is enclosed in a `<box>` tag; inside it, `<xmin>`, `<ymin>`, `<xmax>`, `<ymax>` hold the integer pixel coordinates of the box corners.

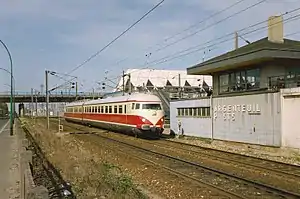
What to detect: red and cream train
<box><xmin>64</xmin><ymin>93</ymin><xmax>165</xmax><ymax>138</ymax></box>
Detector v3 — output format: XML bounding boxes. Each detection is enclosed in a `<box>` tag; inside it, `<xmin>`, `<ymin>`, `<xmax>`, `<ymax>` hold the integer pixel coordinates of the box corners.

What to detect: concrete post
<box><xmin>45</xmin><ymin>70</ymin><xmax>49</xmax><ymax>129</ymax></box>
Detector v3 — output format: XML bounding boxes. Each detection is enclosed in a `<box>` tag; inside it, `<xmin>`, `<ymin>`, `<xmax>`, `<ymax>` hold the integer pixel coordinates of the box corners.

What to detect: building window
<box><xmin>219</xmin><ymin>68</ymin><xmax>260</xmax><ymax>93</ymax></box>
<box><xmin>193</xmin><ymin>108</ymin><xmax>197</xmax><ymax>116</ymax></box>
<box><xmin>184</xmin><ymin>108</ymin><xmax>189</xmax><ymax>116</ymax></box>
<box><xmin>220</xmin><ymin>74</ymin><xmax>229</xmax><ymax>93</ymax></box>
<box><xmin>177</xmin><ymin>107</ymin><xmax>211</xmax><ymax>118</ymax></box>
<box><xmin>189</xmin><ymin>108</ymin><xmax>193</xmax><ymax>116</ymax></box>
<box><xmin>177</xmin><ymin>109</ymin><xmax>181</xmax><ymax>116</ymax></box>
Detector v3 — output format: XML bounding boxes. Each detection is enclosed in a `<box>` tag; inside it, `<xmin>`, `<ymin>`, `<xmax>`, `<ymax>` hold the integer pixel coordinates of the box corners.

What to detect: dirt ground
<box><xmin>21</xmin><ymin>118</ymin><xmax>147</xmax><ymax>199</ymax></box>
<box><xmin>22</xmin><ymin>118</ymin><xmax>243</xmax><ymax>199</ymax></box>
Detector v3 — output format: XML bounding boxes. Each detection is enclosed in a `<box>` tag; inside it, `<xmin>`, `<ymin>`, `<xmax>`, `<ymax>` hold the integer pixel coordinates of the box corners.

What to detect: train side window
<box><xmin>89</xmin><ymin>107</ymin><xmax>91</xmax><ymax>113</ymax></box>
<box><xmin>135</xmin><ymin>103</ymin><xmax>140</xmax><ymax>109</ymax></box>
<box><xmin>109</xmin><ymin>106</ymin><xmax>112</xmax><ymax>113</ymax></box>
<box><xmin>101</xmin><ymin>106</ymin><xmax>104</xmax><ymax>113</ymax></box>
<box><xmin>119</xmin><ymin>105</ymin><xmax>123</xmax><ymax>114</ymax></box>
<box><xmin>132</xmin><ymin>103</ymin><xmax>135</xmax><ymax>110</ymax></box>
<box><xmin>98</xmin><ymin>106</ymin><xmax>100</xmax><ymax>113</ymax></box>
<box><xmin>105</xmin><ymin>106</ymin><xmax>108</xmax><ymax>113</ymax></box>
<box><xmin>114</xmin><ymin>105</ymin><xmax>118</xmax><ymax>113</ymax></box>
<box><xmin>124</xmin><ymin>105</ymin><xmax>127</xmax><ymax>113</ymax></box>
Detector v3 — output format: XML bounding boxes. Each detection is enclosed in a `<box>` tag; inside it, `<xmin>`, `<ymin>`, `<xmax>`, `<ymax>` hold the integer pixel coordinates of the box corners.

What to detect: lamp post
<box><xmin>172</xmin><ymin>74</ymin><xmax>181</xmax><ymax>99</ymax></box>
<box><xmin>0</xmin><ymin>63</ymin><xmax>14</xmax><ymax>135</ymax></box>
<box><xmin>0</xmin><ymin>40</ymin><xmax>13</xmax><ymax>136</ymax></box>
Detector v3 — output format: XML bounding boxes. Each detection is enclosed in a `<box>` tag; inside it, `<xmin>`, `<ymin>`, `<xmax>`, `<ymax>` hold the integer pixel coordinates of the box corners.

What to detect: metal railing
<box><xmin>0</xmin><ymin>91</ymin><xmax>103</xmax><ymax>97</ymax></box>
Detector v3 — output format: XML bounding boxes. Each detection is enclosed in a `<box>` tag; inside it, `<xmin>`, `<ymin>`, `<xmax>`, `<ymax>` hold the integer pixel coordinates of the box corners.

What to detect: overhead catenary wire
<box><xmin>105</xmin><ymin>8</ymin><xmax>300</xmax><ymax>83</ymax></box>
<box><xmin>153</xmin><ymin>0</ymin><xmax>268</xmax><ymax>53</ymax></box>
<box><xmin>143</xmin><ymin>13</ymin><xmax>300</xmax><ymax>67</ymax></box>
<box><xmin>66</xmin><ymin>0</ymin><xmax>165</xmax><ymax>75</ymax></box>
<box><xmin>149</xmin><ymin>0</ymin><xmax>248</xmax><ymax>50</ymax></box>
<box><xmin>107</xmin><ymin>0</ymin><xmax>258</xmax><ymax>70</ymax></box>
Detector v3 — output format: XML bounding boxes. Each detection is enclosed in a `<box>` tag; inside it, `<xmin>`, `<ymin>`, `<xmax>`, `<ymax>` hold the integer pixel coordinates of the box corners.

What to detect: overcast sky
<box><xmin>0</xmin><ymin>0</ymin><xmax>299</xmax><ymax>93</ymax></box>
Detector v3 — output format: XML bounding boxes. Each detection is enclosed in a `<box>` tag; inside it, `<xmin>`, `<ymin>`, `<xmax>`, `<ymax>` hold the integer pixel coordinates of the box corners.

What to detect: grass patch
<box><xmin>21</xmin><ymin>118</ymin><xmax>147</xmax><ymax>199</ymax></box>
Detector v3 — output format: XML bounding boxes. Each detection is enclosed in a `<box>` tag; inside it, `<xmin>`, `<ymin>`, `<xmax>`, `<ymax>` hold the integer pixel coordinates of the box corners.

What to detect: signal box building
<box><xmin>170</xmin><ymin>16</ymin><xmax>300</xmax><ymax>149</ymax></box>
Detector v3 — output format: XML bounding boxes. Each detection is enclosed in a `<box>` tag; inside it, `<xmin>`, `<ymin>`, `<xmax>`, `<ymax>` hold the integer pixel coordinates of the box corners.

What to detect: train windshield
<box><xmin>142</xmin><ymin>104</ymin><xmax>162</xmax><ymax>110</ymax></box>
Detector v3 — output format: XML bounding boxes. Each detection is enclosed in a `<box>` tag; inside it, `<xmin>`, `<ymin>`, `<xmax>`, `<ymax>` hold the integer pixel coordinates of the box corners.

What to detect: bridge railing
<box><xmin>0</xmin><ymin>91</ymin><xmax>103</xmax><ymax>97</ymax></box>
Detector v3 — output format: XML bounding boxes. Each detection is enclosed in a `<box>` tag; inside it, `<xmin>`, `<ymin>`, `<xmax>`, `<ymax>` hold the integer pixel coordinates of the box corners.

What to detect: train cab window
<box><xmin>132</xmin><ymin>103</ymin><xmax>135</xmax><ymax>110</ymax></box>
<box><xmin>142</xmin><ymin>104</ymin><xmax>162</xmax><ymax>110</ymax></box>
<box><xmin>109</xmin><ymin>106</ymin><xmax>112</xmax><ymax>113</ymax></box>
<box><xmin>114</xmin><ymin>105</ymin><xmax>118</xmax><ymax>113</ymax></box>
<box><xmin>119</xmin><ymin>105</ymin><xmax>123</xmax><ymax>114</ymax></box>
<box><xmin>135</xmin><ymin>103</ymin><xmax>140</xmax><ymax>109</ymax></box>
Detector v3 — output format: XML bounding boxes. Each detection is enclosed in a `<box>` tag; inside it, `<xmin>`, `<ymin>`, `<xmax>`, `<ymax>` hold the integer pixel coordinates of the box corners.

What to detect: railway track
<box><xmin>48</xmin><ymin>120</ymin><xmax>300</xmax><ymax>199</ymax></box>
<box><xmin>161</xmin><ymin>139</ymin><xmax>300</xmax><ymax>177</ymax></box>
<box><xmin>46</xmin><ymin>119</ymin><xmax>300</xmax><ymax>198</ymax></box>
<box><xmin>79</xmin><ymin>133</ymin><xmax>300</xmax><ymax>199</ymax></box>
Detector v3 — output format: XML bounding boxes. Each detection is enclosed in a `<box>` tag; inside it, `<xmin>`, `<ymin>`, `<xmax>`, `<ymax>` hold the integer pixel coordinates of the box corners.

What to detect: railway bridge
<box><xmin>0</xmin><ymin>91</ymin><xmax>104</xmax><ymax>103</ymax></box>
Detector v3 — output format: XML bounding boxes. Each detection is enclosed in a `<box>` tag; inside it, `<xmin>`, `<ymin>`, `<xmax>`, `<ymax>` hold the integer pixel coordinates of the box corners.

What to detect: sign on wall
<box><xmin>213</xmin><ymin>104</ymin><xmax>261</xmax><ymax>121</ymax></box>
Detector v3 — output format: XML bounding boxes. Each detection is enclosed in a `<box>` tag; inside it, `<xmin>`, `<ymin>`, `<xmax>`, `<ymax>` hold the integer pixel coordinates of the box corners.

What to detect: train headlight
<box><xmin>142</xmin><ymin>118</ymin><xmax>146</xmax><ymax>122</ymax></box>
<box><xmin>161</xmin><ymin>118</ymin><xmax>164</xmax><ymax>122</ymax></box>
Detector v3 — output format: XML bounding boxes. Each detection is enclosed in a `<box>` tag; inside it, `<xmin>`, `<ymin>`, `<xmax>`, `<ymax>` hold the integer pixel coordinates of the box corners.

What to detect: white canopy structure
<box><xmin>114</xmin><ymin>69</ymin><xmax>212</xmax><ymax>92</ymax></box>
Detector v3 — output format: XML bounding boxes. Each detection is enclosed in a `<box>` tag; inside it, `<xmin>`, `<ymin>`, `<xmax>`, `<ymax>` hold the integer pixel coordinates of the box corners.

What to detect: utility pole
<box><xmin>75</xmin><ymin>81</ymin><xmax>78</xmax><ymax>97</ymax></box>
<box><xmin>128</xmin><ymin>74</ymin><xmax>131</xmax><ymax>95</ymax></box>
<box><xmin>122</xmin><ymin>70</ymin><xmax>125</xmax><ymax>96</ymax></box>
<box><xmin>235</xmin><ymin>32</ymin><xmax>239</xmax><ymax>50</ymax></box>
<box><xmin>45</xmin><ymin>70</ymin><xmax>49</xmax><ymax>129</ymax></box>
<box><xmin>31</xmin><ymin>88</ymin><xmax>34</xmax><ymax>118</ymax></box>
<box><xmin>178</xmin><ymin>73</ymin><xmax>181</xmax><ymax>99</ymax></box>
<box><xmin>35</xmin><ymin>91</ymin><xmax>38</xmax><ymax>117</ymax></box>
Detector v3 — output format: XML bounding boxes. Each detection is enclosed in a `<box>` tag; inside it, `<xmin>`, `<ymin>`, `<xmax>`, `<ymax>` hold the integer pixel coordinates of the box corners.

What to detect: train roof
<box><xmin>66</xmin><ymin>93</ymin><xmax>161</xmax><ymax>107</ymax></box>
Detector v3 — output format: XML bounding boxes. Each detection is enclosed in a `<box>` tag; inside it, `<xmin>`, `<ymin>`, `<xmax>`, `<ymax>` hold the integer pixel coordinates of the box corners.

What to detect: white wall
<box><xmin>170</xmin><ymin>99</ymin><xmax>212</xmax><ymax>138</ymax></box>
<box><xmin>281</xmin><ymin>88</ymin><xmax>300</xmax><ymax>149</ymax></box>
<box><xmin>213</xmin><ymin>93</ymin><xmax>281</xmax><ymax>146</ymax></box>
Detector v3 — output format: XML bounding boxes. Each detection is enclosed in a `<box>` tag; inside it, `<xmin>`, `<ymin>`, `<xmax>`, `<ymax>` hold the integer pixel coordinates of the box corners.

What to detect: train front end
<box><xmin>134</xmin><ymin>102</ymin><xmax>165</xmax><ymax>138</ymax></box>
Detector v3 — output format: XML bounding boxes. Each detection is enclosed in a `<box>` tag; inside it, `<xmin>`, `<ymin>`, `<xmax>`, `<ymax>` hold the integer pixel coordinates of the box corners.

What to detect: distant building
<box><xmin>114</xmin><ymin>68</ymin><xmax>212</xmax><ymax>98</ymax></box>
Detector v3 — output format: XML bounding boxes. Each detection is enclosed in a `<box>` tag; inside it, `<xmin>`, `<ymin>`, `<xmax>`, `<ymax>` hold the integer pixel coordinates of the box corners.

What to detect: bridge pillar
<box><xmin>19</xmin><ymin>103</ymin><xmax>24</xmax><ymax>117</ymax></box>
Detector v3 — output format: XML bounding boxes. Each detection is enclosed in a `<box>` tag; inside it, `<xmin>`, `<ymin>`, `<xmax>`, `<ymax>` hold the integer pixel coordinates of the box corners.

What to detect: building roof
<box><xmin>115</xmin><ymin>69</ymin><xmax>212</xmax><ymax>91</ymax></box>
<box><xmin>187</xmin><ymin>37</ymin><xmax>300</xmax><ymax>75</ymax></box>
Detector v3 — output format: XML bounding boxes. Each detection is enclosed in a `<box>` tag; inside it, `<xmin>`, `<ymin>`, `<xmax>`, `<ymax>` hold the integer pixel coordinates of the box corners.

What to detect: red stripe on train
<box><xmin>64</xmin><ymin>113</ymin><xmax>164</xmax><ymax>128</ymax></box>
